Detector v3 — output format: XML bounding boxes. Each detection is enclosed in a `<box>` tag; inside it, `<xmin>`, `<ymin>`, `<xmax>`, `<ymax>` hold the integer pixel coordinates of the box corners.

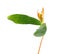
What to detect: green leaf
<box><xmin>34</xmin><ymin>23</ymin><xmax>47</xmax><ymax>37</ymax></box>
<box><xmin>8</xmin><ymin>14</ymin><xmax>41</xmax><ymax>25</ymax></box>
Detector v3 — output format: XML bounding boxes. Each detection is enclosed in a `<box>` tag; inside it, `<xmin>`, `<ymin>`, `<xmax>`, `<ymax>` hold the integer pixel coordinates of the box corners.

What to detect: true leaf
<box><xmin>34</xmin><ymin>23</ymin><xmax>47</xmax><ymax>37</ymax></box>
<box><xmin>8</xmin><ymin>14</ymin><xmax>41</xmax><ymax>25</ymax></box>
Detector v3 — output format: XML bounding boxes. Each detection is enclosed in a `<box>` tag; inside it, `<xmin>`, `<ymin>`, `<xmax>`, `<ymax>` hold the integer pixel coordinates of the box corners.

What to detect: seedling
<box><xmin>7</xmin><ymin>8</ymin><xmax>47</xmax><ymax>54</ymax></box>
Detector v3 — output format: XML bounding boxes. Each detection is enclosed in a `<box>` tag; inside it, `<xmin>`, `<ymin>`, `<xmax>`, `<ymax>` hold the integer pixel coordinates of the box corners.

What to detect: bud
<box><xmin>37</xmin><ymin>8</ymin><xmax>44</xmax><ymax>23</ymax></box>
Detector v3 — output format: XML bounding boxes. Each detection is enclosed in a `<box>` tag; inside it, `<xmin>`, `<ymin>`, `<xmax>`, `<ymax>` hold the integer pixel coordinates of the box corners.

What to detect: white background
<box><xmin>0</xmin><ymin>0</ymin><xmax>60</xmax><ymax>54</ymax></box>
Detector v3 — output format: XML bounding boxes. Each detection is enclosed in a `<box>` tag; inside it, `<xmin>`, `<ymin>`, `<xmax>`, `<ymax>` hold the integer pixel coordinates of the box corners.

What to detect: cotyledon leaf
<box><xmin>34</xmin><ymin>23</ymin><xmax>47</xmax><ymax>37</ymax></box>
<box><xmin>8</xmin><ymin>14</ymin><xmax>41</xmax><ymax>25</ymax></box>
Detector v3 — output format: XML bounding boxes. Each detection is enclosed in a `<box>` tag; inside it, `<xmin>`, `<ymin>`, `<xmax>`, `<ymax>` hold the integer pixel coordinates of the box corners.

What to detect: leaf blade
<box><xmin>8</xmin><ymin>14</ymin><xmax>41</xmax><ymax>25</ymax></box>
<box><xmin>34</xmin><ymin>23</ymin><xmax>47</xmax><ymax>37</ymax></box>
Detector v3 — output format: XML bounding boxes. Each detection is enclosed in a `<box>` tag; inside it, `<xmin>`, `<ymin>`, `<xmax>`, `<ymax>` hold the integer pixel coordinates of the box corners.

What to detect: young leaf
<box><xmin>34</xmin><ymin>23</ymin><xmax>47</xmax><ymax>37</ymax></box>
<box><xmin>8</xmin><ymin>14</ymin><xmax>41</xmax><ymax>25</ymax></box>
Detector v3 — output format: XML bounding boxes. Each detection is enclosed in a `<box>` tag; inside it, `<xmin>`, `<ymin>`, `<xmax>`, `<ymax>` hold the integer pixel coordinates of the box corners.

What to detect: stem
<box><xmin>37</xmin><ymin>36</ymin><xmax>44</xmax><ymax>54</ymax></box>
